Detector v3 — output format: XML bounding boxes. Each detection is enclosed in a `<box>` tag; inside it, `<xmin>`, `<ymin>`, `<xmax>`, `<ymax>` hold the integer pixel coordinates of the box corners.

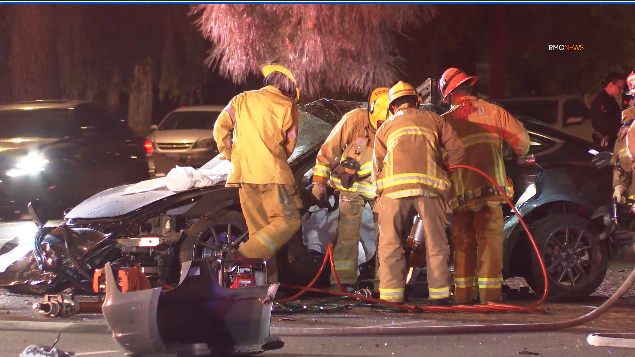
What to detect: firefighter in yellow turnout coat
<box><xmin>616</xmin><ymin>72</ymin><xmax>635</xmax><ymax>203</ymax></box>
<box><xmin>373</xmin><ymin>81</ymin><xmax>466</xmax><ymax>305</ymax></box>
<box><xmin>311</xmin><ymin>88</ymin><xmax>391</xmax><ymax>290</ymax></box>
<box><xmin>439</xmin><ymin>68</ymin><xmax>530</xmax><ymax>304</ymax></box>
<box><xmin>213</xmin><ymin>64</ymin><xmax>303</xmax><ymax>283</ymax></box>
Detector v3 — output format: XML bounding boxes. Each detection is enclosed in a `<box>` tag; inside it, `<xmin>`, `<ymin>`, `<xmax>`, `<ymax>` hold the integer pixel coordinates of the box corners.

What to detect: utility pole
<box><xmin>489</xmin><ymin>4</ymin><xmax>507</xmax><ymax>99</ymax></box>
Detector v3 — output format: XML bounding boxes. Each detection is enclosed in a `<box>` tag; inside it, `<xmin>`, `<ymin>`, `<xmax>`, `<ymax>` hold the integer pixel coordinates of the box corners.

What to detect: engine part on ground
<box><xmin>33</xmin><ymin>294</ymin><xmax>104</xmax><ymax>318</ymax></box>
<box><xmin>102</xmin><ymin>260</ymin><xmax>283</xmax><ymax>356</ymax></box>
<box><xmin>93</xmin><ymin>266</ymin><xmax>152</xmax><ymax>293</ymax></box>
<box><xmin>217</xmin><ymin>257</ymin><xmax>267</xmax><ymax>288</ymax></box>
<box><xmin>587</xmin><ymin>332</ymin><xmax>635</xmax><ymax>348</ymax></box>
<box><xmin>20</xmin><ymin>334</ymin><xmax>75</xmax><ymax>357</ymax></box>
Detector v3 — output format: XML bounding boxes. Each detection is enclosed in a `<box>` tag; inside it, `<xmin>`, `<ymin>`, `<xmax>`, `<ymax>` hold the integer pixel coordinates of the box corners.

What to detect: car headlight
<box><xmin>192</xmin><ymin>138</ymin><xmax>216</xmax><ymax>149</ymax></box>
<box><xmin>515</xmin><ymin>182</ymin><xmax>537</xmax><ymax>209</ymax></box>
<box><xmin>6</xmin><ymin>153</ymin><xmax>50</xmax><ymax>177</ymax></box>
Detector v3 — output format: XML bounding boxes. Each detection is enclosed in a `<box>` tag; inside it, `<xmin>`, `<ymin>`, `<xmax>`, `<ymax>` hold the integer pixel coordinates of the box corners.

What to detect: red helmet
<box><xmin>627</xmin><ymin>72</ymin><xmax>635</xmax><ymax>96</ymax></box>
<box><xmin>439</xmin><ymin>68</ymin><xmax>478</xmax><ymax>102</ymax></box>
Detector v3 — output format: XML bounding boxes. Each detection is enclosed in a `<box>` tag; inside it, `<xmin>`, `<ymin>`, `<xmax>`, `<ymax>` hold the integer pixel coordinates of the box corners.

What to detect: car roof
<box><xmin>171</xmin><ymin>105</ymin><xmax>226</xmax><ymax>113</ymax></box>
<box><xmin>0</xmin><ymin>100</ymin><xmax>89</xmax><ymax>111</ymax></box>
<box><xmin>496</xmin><ymin>95</ymin><xmax>581</xmax><ymax>102</ymax></box>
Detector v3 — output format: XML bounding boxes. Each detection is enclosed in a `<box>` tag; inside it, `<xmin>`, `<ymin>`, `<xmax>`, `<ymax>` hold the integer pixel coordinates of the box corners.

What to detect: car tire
<box><xmin>525</xmin><ymin>213</ymin><xmax>608</xmax><ymax>301</ymax></box>
<box><xmin>178</xmin><ymin>210</ymin><xmax>249</xmax><ymax>265</ymax></box>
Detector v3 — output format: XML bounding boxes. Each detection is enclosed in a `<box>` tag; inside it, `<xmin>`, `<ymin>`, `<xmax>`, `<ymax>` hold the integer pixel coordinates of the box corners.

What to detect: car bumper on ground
<box><xmin>150</xmin><ymin>150</ymin><xmax>217</xmax><ymax>177</ymax></box>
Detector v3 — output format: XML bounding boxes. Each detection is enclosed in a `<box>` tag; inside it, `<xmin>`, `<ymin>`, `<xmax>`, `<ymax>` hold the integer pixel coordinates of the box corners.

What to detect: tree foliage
<box><xmin>191</xmin><ymin>4</ymin><xmax>439</xmax><ymax>99</ymax></box>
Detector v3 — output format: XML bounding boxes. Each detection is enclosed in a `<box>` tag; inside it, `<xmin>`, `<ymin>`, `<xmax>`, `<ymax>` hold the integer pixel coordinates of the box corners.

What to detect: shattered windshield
<box><xmin>288</xmin><ymin>99</ymin><xmax>365</xmax><ymax>163</ymax></box>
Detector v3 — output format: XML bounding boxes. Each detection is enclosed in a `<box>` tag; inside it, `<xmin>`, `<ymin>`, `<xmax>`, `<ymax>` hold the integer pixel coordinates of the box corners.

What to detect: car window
<box><xmin>501</xmin><ymin>100</ymin><xmax>558</xmax><ymax>125</ymax></box>
<box><xmin>0</xmin><ymin>108</ymin><xmax>71</xmax><ymax>138</ymax></box>
<box><xmin>74</xmin><ymin>103</ymin><xmax>123</xmax><ymax>134</ymax></box>
<box><xmin>527</xmin><ymin>132</ymin><xmax>559</xmax><ymax>155</ymax></box>
<box><xmin>159</xmin><ymin>111</ymin><xmax>220</xmax><ymax>130</ymax></box>
<box><xmin>562</xmin><ymin>99</ymin><xmax>590</xmax><ymax>125</ymax></box>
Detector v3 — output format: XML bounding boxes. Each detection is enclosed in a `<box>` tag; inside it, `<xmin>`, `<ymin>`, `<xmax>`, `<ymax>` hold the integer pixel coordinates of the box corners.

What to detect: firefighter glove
<box><xmin>614</xmin><ymin>185</ymin><xmax>627</xmax><ymax>204</ymax></box>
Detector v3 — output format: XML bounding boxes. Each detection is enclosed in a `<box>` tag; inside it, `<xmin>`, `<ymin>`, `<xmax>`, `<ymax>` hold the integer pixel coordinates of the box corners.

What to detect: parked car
<box><xmin>0</xmin><ymin>100</ymin><xmax>150</xmax><ymax>220</ymax></box>
<box><xmin>496</xmin><ymin>95</ymin><xmax>592</xmax><ymax>142</ymax></box>
<box><xmin>0</xmin><ymin>98</ymin><xmax>629</xmax><ymax>301</ymax></box>
<box><xmin>146</xmin><ymin>106</ymin><xmax>223</xmax><ymax>177</ymax></box>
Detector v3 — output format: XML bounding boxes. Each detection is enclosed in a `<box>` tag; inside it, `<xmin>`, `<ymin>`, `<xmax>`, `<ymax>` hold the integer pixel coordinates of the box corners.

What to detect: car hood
<box><xmin>0</xmin><ymin>137</ymin><xmax>59</xmax><ymax>157</ymax></box>
<box><xmin>150</xmin><ymin>129</ymin><xmax>213</xmax><ymax>143</ymax></box>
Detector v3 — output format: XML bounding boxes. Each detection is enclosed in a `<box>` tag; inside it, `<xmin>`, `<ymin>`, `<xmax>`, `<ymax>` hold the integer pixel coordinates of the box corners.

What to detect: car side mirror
<box><xmin>150</xmin><ymin>125</ymin><xmax>158</xmax><ymax>132</ymax></box>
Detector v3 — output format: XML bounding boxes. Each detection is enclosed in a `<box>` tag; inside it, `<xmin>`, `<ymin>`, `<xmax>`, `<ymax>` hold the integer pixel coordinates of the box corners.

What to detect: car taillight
<box><xmin>144</xmin><ymin>140</ymin><xmax>154</xmax><ymax>156</ymax></box>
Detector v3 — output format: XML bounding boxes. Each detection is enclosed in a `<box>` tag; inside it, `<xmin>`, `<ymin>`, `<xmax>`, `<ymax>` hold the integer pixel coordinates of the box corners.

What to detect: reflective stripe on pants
<box><xmin>451</xmin><ymin>204</ymin><xmax>504</xmax><ymax>304</ymax></box>
<box><xmin>376</xmin><ymin>195</ymin><xmax>451</xmax><ymax>303</ymax></box>
<box><xmin>237</xmin><ymin>183</ymin><xmax>302</xmax><ymax>283</ymax></box>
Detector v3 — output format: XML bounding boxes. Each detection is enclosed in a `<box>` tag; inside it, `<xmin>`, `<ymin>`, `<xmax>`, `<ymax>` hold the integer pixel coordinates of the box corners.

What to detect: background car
<box><xmin>0</xmin><ymin>100</ymin><xmax>150</xmax><ymax>219</ymax></box>
<box><xmin>146</xmin><ymin>105</ymin><xmax>223</xmax><ymax>177</ymax></box>
<box><xmin>495</xmin><ymin>95</ymin><xmax>592</xmax><ymax>141</ymax></box>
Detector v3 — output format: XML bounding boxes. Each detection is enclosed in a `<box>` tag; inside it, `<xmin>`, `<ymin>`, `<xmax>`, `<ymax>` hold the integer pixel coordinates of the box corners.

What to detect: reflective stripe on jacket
<box><xmin>613</xmin><ymin>112</ymin><xmax>635</xmax><ymax>196</ymax></box>
<box><xmin>441</xmin><ymin>96</ymin><xmax>530</xmax><ymax>210</ymax></box>
<box><xmin>373</xmin><ymin>108</ymin><xmax>465</xmax><ymax>200</ymax></box>
<box><xmin>213</xmin><ymin>86</ymin><xmax>299</xmax><ymax>186</ymax></box>
<box><xmin>313</xmin><ymin>108</ymin><xmax>376</xmax><ymax>198</ymax></box>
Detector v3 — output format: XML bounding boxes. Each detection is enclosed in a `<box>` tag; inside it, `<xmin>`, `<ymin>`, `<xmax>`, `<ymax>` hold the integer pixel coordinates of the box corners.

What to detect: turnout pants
<box><xmin>331</xmin><ymin>191</ymin><xmax>377</xmax><ymax>286</ymax></box>
<box><xmin>376</xmin><ymin>195</ymin><xmax>451</xmax><ymax>303</ymax></box>
<box><xmin>237</xmin><ymin>183</ymin><xmax>302</xmax><ymax>283</ymax></box>
<box><xmin>451</xmin><ymin>204</ymin><xmax>504</xmax><ymax>304</ymax></box>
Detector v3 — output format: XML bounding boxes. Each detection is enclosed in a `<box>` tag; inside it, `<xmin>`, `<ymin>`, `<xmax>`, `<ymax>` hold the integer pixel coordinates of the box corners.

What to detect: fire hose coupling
<box><xmin>33</xmin><ymin>294</ymin><xmax>76</xmax><ymax>318</ymax></box>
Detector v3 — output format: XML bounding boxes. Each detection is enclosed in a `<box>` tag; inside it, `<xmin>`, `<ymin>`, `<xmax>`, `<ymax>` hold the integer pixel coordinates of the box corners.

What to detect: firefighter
<box><xmin>311</xmin><ymin>87</ymin><xmax>390</xmax><ymax>291</ymax></box>
<box><xmin>213</xmin><ymin>63</ymin><xmax>302</xmax><ymax>283</ymax></box>
<box><xmin>373</xmin><ymin>81</ymin><xmax>466</xmax><ymax>305</ymax></box>
<box><xmin>439</xmin><ymin>68</ymin><xmax>530</xmax><ymax>305</ymax></box>
<box><xmin>616</xmin><ymin>72</ymin><xmax>635</xmax><ymax>203</ymax></box>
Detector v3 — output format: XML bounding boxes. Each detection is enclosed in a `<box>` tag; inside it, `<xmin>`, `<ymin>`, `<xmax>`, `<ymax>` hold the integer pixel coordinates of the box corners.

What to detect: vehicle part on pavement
<box><xmin>102</xmin><ymin>260</ymin><xmax>283</xmax><ymax>356</ymax></box>
<box><xmin>32</xmin><ymin>294</ymin><xmax>102</xmax><ymax>318</ymax></box>
<box><xmin>20</xmin><ymin>334</ymin><xmax>75</xmax><ymax>357</ymax></box>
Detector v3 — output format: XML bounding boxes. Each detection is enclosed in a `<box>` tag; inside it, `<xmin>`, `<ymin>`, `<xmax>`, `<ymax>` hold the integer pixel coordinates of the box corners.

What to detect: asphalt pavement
<box><xmin>1</xmin><ymin>220</ymin><xmax>635</xmax><ymax>357</ymax></box>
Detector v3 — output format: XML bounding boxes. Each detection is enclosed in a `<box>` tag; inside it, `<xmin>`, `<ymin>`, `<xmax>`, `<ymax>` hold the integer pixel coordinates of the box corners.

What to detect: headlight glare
<box><xmin>515</xmin><ymin>182</ymin><xmax>537</xmax><ymax>209</ymax></box>
<box><xmin>6</xmin><ymin>153</ymin><xmax>50</xmax><ymax>177</ymax></box>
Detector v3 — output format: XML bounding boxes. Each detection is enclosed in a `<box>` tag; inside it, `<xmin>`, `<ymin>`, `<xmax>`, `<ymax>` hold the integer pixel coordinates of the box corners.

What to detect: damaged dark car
<box><xmin>0</xmin><ymin>94</ymin><xmax>632</xmax><ymax>301</ymax></box>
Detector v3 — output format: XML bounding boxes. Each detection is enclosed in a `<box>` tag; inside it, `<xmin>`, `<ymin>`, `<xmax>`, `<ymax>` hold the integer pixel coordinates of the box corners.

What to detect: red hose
<box><xmin>279</xmin><ymin>164</ymin><xmax>550</xmax><ymax>313</ymax></box>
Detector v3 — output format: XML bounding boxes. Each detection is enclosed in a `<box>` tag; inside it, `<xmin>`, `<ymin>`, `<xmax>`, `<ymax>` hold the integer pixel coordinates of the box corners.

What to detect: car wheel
<box><xmin>525</xmin><ymin>213</ymin><xmax>608</xmax><ymax>301</ymax></box>
<box><xmin>178</xmin><ymin>210</ymin><xmax>249</xmax><ymax>265</ymax></box>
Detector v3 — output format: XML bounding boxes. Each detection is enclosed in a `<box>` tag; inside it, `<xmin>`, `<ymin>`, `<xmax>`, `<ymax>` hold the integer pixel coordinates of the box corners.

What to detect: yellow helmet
<box><xmin>261</xmin><ymin>63</ymin><xmax>301</xmax><ymax>101</ymax></box>
<box><xmin>368</xmin><ymin>87</ymin><xmax>390</xmax><ymax>130</ymax></box>
<box><xmin>388</xmin><ymin>81</ymin><xmax>421</xmax><ymax>113</ymax></box>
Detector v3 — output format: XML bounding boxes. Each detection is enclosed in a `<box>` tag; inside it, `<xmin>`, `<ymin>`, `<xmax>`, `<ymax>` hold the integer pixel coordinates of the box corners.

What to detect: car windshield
<box><xmin>500</xmin><ymin>100</ymin><xmax>558</xmax><ymax>125</ymax></box>
<box><xmin>159</xmin><ymin>111</ymin><xmax>221</xmax><ymax>130</ymax></box>
<box><xmin>0</xmin><ymin>108</ymin><xmax>71</xmax><ymax>138</ymax></box>
<box><xmin>288</xmin><ymin>109</ymin><xmax>335</xmax><ymax>163</ymax></box>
